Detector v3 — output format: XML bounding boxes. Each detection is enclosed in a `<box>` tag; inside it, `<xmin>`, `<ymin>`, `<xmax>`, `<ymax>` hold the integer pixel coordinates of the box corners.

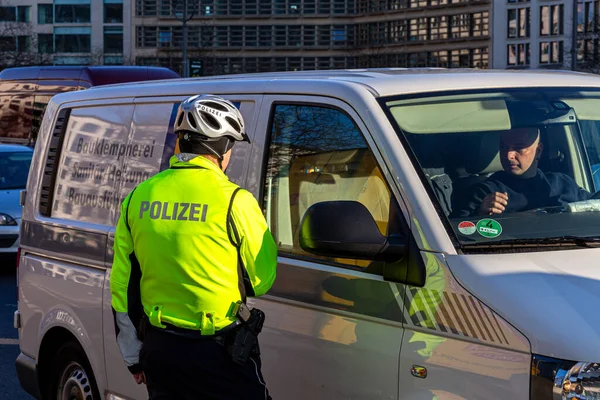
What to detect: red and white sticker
<box><xmin>458</xmin><ymin>221</ymin><xmax>476</xmax><ymax>236</ymax></box>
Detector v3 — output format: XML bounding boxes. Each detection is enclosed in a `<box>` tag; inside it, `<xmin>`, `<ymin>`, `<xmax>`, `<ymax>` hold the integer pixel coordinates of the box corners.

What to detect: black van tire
<box><xmin>47</xmin><ymin>341</ymin><xmax>100</xmax><ymax>400</ymax></box>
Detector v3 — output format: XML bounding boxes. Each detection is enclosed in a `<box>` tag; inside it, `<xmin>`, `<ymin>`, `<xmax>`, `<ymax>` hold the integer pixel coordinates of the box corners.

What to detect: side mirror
<box><xmin>299</xmin><ymin>201</ymin><xmax>406</xmax><ymax>262</ymax></box>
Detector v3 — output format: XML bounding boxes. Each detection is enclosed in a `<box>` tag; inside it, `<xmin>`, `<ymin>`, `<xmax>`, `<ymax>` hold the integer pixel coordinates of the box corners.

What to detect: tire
<box><xmin>46</xmin><ymin>341</ymin><xmax>101</xmax><ymax>400</ymax></box>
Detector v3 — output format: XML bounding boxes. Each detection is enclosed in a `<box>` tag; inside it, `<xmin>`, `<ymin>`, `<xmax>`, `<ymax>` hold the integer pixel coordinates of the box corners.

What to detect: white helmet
<box><xmin>174</xmin><ymin>94</ymin><xmax>249</xmax><ymax>142</ymax></box>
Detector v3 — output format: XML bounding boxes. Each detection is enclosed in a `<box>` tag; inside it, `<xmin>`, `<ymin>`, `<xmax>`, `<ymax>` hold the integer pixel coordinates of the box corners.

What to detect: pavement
<box><xmin>0</xmin><ymin>266</ymin><xmax>34</xmax><ymax>399</ymax></box>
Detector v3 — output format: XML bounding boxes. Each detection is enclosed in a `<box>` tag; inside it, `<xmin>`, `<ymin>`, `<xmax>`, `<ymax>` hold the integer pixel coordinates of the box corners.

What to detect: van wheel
<box><xmin>48</xmin><ymin>342</ymin><xmax>100</xmax><ymax>400</ymax></box>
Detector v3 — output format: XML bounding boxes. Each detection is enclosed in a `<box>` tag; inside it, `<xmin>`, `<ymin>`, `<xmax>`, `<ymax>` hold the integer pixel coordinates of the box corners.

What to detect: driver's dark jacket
<box><xmin>454</xmin><ymin>169</ymin><xmax>591</xmax><ymax>217</ymax></box>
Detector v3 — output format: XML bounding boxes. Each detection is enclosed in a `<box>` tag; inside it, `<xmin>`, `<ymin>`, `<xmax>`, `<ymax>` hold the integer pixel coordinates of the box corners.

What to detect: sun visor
<box><xmin>390</xmin><ymin>99</ymin><xmax>511</xmax><ymax>134</ymax></box>
<box><xmin>562</xmin><ymin>98</ymin><xmax>600</xmax><ymax>120</ymax></box>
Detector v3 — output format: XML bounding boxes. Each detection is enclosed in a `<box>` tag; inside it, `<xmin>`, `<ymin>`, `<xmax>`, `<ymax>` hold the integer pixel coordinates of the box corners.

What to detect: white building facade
<box><xmin>0</xmin><ymin>0</ymin><xmax>131</xmax><ymax>66</ymax></box>
<box><xmin>491</xmin><ymin>0</ymin><xmax>599</xmax><ymax>70</ymax></box>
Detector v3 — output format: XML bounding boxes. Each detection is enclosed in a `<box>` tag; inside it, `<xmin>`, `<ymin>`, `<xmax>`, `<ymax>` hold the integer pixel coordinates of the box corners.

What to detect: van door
<box><xmin>103</xmin><ymin>94</ymin><xmax>262</xmax><ymax>399</ymax></box>
<box><xmin>248</xmin><ymin>95</ymin><xmax>409</xmax><ymax>400</ymax></box>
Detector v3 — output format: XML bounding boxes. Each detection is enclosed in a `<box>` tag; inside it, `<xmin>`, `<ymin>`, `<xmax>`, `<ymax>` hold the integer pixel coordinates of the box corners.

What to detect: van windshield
<box><xmin>0</xmin><ymin>150</ymin><xmax>32</xmax><ymax>190</ymax></box>
<box><xmin>383</xmin><ymin>88</ymin><xmax>600</xmax><ymax>248</ymax></box>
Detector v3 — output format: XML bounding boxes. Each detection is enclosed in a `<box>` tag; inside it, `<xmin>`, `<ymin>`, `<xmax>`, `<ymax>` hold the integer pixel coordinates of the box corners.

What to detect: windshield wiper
<box><xmin>463</xmin><ymin>236</ymin><xmax>600</xmax><ymax>249</ymax></box>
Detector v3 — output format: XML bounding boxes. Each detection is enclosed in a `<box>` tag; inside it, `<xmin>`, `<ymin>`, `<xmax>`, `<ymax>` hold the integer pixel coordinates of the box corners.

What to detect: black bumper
<box><xmin>15</xmin><ymin>352</ymin><xmax>41</xmax><ymax>399</ymax></box>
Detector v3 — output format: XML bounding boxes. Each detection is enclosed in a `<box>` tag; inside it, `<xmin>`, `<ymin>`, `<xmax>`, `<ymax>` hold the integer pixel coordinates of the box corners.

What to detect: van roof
<box><xmin>0</xmin><ymin>66</ymin><xmax>180</xmax><ymax>85</ymax></box>
<box><xmin>50</xmin><ymin>68</ymin><xmax>600</xmax><ymax>105</ymax></box>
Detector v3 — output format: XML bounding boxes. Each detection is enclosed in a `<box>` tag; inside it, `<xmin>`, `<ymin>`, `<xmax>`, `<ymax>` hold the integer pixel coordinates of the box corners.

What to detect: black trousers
<box><xmin>140</xmin><ymin>327</ymin><xmax>272</xmax><ymax>400</ymax></box>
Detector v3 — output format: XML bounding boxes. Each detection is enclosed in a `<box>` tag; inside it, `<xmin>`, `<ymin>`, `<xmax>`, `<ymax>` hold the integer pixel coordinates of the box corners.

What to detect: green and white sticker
<box><xmin>476</xmin><ymin>219</ymin><xmax>502</xmax><ymax>238</ymax></box>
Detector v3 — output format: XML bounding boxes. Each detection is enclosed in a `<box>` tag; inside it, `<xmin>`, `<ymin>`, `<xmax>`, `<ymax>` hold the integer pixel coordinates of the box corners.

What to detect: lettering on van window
<box><xmin>75</xmin><ymin>138</ymin><xmax>156</xmax><ymax>161</ymax></box>
<box><xmin>139</xmin><ymin>201</ymin><xmax>208</xmax><ymax>222</ymax></box>
<box><xmin>66</xmin><ymin>188</ymin><xmax>124</xmax><ymax>211</ymax></box>
<box><xmin>72</xmin><ymin>163</ymin><xmax>151</xmax><ymax>185</ymax></box>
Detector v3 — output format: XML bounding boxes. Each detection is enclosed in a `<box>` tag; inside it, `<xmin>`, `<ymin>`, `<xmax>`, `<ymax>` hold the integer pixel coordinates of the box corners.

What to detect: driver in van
<box><xmin>455</xmin><ymin>126</ymin><xmax>592</xmax><ymax>216</ymax></box>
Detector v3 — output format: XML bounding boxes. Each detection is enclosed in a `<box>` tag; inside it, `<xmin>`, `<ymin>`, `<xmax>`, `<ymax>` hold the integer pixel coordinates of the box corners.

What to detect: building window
<box><xmin>38</xmin><ymin>4</ymin><xmax>54</xmax><ymax>24</ymax></box>
<box><xmin>0</xmin><ymin>37</ymin><xmax>16</xmax><ymax>51</ymax></box>
<box><xmin>137</xmin><ymin>26</ymin><xmax>157</xmax><ymax>47</ymax></box>
<box><xmin>104</xmin><ymin>0</ymin><xmax>123</xmax><ymax>23</ymax></box>
<box><xmin>509</xmin><ymin>7</ymin><xmax>530</xmax><ymax>38</ymax></box>
<box><xmin>540</xmin><ymin>41</ymin><xmax>564</xmax><ymax>64</ymax></box>
<box><xmin>449</xmin><ymin>14</ymin><xmax>471</xmax><ymax>39</ymax></box>
<box><xmin>104</xmin><ymin>26</ymin><xmax>123</xmax><ymax>53</ymax></box>
<box><xmin>104</xmin><ymin>55</ymin><xmax>123</xmax><ymax>65</ymax></box>
<box><xmin>577</xmin><ymin>38</ymin><xmax>598</xmax><ymax>64</ymax></box>
<box><xmin>540</xmin><ymin>5</ymin><xmax>563</xmax><ymax>36</ymax></box>
<box><xmin>55</xmin><ymin>4</ymin><xmax>91</xmax><ymax>23</ymax></box>
<box><xmin>578</xmin><ymin>1</ymin><xmax>599</xmax><ymax>34</ymax></box>
<box><xmin>0</xmin><ymin>6</ymin><xmax>16</xmax><ymax>22</ymax></box>
<box><xmin>136</xmin><ymin>0</ymin><xmax>157</xmax><ymax>16</ymax></box>
<box><xmin>55</xmin><ymin>28</ymin><xmax>91</xmax><ymax>53</ymax></box>
<box><xmin>428</xmin><ymin>16</ymin><xmax>445</xmax><ymax>40</ymax></box>
<box><xmin>472</xmin><ymin>12</ymin><xmax>489</xmax><ymax>37</ymax></box>
<box><xmin>508</xmin><ymin>43</ymin><xmax>530</xmax><ymax>66</ymax></box>
<box><xmin>17</xmin><ymin>36</ymin><xmax>30</xmax><ymax>51</ymax></box>
<box><xmin>38</xmin><ymin>33</ymin><xmax>54</xmax><ymax>53</ymax></box>
<box><xmin>17</xmin><ymin>6</ymin><xmax>30</xmax><ymax>22</ymax></box>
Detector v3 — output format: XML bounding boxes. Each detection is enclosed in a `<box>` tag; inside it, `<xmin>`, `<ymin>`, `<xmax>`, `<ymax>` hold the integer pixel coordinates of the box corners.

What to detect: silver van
<box><xmin>15</xmin><ymin>69</ymin><xmax>600</xmax><ymax>400</ymax></box>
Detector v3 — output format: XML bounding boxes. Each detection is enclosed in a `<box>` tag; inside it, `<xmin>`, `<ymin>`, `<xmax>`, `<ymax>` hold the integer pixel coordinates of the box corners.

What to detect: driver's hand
<box><xmin>479</xmin><ymin>192</ymin><xmax>508</xmax><ymax>215</ymax></box>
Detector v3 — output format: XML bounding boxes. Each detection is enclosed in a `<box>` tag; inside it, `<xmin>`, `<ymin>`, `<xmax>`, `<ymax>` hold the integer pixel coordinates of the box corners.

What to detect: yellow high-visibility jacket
<box><xmin>110</xmin><ymin>154</ymin><xmax>277</xmax><ymax>372</ymax></box>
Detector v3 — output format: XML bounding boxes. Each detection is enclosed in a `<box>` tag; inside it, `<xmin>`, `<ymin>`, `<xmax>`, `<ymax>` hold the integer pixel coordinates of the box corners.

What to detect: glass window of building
<box><xmin>259</xmin><ymin>25</ymin><xmax>272</xmax><ymax>46</ymax></box>
<box><xmin>0</xmin><ymin>37</ymin><xmax>16</xmax><ymax>51</ymax></box>
<box><xmin>289</xmin><ymin>25</ymin><xmax>301</xmax><ymax>46</ymax></box>
<box><xmin>17</xmin><ymin>36</ymin><xmax>30</xmax><ymax>51</ymax></box>
<box><xmin>507</xmin><ymin>43</ymin><xmax>530</xmax><ymax>66</ymax></box>
<box><xmin>0</xmin><ymin>6</ymin><xmax>16</xmax><ymax>22</ymax></box>
<box><xmin>17</xmin><ymin>6</ymin><xmax>30</xmax><ymax>22</ymax></box>
<box><xmin>38</xmin><ymin>4</ymin><xmax>54</xmax><ymax>24</ymax></box>
<box><xmin>230</xmin><ymin>26</ymin><xmax>243</xmax><ymax>46</ymax></box>
<box><xmin>55</xmin><ymin>28</ymin><xmax>91</xmax><ymax>53</ymax></box>
<box><xmin>104</xmin><ymin>26</ymin><xmax>123</xmax><ymax>53</ymax></box>
<box><xmin>576</xmin><ymin>1</ymin><xmax>597</xmax><ymax>33</ymax></box>
<box><xmin>303</xmin><ymin>25</ymin><xmax>315</xmax><ymax>46</ymax></box>
<box><xmin>304</xmin><ymin>0</ymin><xmax>316</xmax><ymax>13</ymax></box>
<box><xmin>245</xmin><ymin>0</ymin><xmax>258</xmax><ymax>14</ymax></box>
<box><xmin>317</xmin><ymin>25</ymin><xmax>331</xmax><ymax>46</ymax></box>
<box><xmin>508</xmin><ymin>9</ymin><xmax>517</xmax><ymax>38</ymax></box>
<box><xmin>55</xmin><ymin>3</ymin><xmax>91</xmax><ymax>23</ymax></box>
<box><xmin>38</xmin><ymin>33</ymin><xmax>54</xmax><ymax>53</ymax></box>
<box><xmin>104</xmin><ymin>0</ymin><xmax>123</xmax><ymax>23</ymax></box>
<box><xmin>259</xmin><ymin>0</ymin><xmax>271</xmax><ymax>14</ymax></box>
<box><xmin>275</xmin><ymin>25</ymin><xmax>287</xmax><ymax>46</ymax></box>
<box><xmin>245</xmin><ymin>26</ymin><xmax>258</xmax><ymax>46</ymax></box>
<box><xmin>136</xmin><ymin>0</ymin><xmax>157</xmax><ymax>16</ymax></box>
<box><xmin>318</xmin><ymin>0</ymin><xmax>330</xmax><ymax>14</ymax></box>
<box><xmin>541</xmin><ymin>5</ymin><xmax>563</xmax><ymax>36</ymax></box>
<box><xmin>518</xmin><ymin>7</ymin><xmax>530</xmax><ymax>37</ymax></box>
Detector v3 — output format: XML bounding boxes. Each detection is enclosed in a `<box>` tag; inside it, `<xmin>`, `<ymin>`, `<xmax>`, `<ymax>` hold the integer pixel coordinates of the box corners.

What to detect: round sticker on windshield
<box><xmin>458</xmin><ymin>221</ymin><xmax>476</xmax><ymax>236</ymax></box>
<box><xmin>476</xmin><ymin>219</ymin><xmax>502</xmax><ymax>238</ymax></box>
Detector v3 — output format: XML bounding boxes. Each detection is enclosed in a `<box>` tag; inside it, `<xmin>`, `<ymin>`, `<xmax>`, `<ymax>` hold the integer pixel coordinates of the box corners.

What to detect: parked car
<box><xmin>0</xmin><ymin>144</ymin><xmax>32</xmax><ymax>261</ymax></box>
<box><xmin>14</xmin><ymin>69</ymin><xmax>600</xmax><ymax>400</ymax></box>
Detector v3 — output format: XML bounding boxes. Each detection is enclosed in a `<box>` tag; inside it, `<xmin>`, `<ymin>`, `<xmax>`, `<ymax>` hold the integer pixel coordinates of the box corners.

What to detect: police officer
<box><xmin>110</xmin><ymin>94</ymin><xmax>278</xmax><ymax>400</ymax></box>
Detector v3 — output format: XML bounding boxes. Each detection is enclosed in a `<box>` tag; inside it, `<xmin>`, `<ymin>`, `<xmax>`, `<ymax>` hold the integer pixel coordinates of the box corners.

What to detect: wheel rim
<box><xmin>57</xmin><ymin>362</ymin><xmax>94</xmax><ymax>400</ymax></box>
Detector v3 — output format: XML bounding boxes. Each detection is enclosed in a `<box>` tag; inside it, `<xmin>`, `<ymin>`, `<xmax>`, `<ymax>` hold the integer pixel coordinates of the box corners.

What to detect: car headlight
<box><xmin>0</xmin><ymin>213</ymin><xmax>17</xmax><ymax>226</ymax></box>
<box><xmin>531</xmin><ymin>355</ymin><xmax>600</xmax><ymax>399</ymax></box>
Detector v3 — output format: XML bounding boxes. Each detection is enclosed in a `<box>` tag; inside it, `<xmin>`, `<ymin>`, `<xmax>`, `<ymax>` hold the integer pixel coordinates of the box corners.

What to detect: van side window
<box><xmin>263</xmin><ymin>104</ymin><xmax>392</xmax><ymax>270</ymax></box>
<box><xmin>50</xmin><ymin>105</ymin><xmax>134</xmax><ymax>225</ymax></box>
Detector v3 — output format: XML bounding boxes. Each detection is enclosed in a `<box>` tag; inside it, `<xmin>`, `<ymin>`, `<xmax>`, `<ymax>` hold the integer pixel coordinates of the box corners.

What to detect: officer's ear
<box><xmin>221</xmin><ymin>149</ymin><xmax>233</xmax><ymax>172</ymax></box>
<box><xmin>535</xmin><ymin>141</ymin><xmax>544</xmax><ymax>160</ymax></box>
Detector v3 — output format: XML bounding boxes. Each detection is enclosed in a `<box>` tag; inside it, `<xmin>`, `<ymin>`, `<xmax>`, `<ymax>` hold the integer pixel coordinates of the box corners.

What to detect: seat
<box><xmin>447</xmin><ymin>131</ymin><xmax>503</xmax><ymax>216</ymax></box>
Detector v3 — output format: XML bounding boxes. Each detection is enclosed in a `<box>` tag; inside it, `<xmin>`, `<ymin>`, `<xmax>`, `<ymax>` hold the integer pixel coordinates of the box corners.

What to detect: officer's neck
<box><xmin>200</xmin><ymin>154</ymin><xmax>227</xmax><ymax>172</ymax></box>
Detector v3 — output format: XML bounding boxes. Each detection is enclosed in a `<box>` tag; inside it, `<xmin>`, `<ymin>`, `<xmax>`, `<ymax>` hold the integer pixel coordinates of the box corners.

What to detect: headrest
<box><xmin>463</xmin><ymin>131</ymin><xmax>504</xmax><ymax>175</ymax></box>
